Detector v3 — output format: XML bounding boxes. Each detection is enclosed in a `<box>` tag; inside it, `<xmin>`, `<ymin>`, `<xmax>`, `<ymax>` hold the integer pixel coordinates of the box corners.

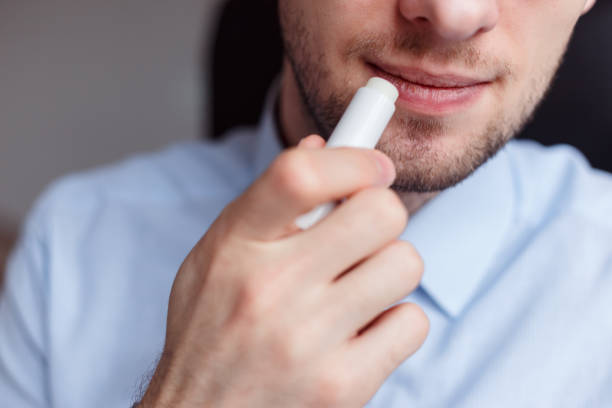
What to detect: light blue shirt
<box><xmin>2</xmin><ymin>99</ymin><xmax>612</xmax><ymax>407</ymax></box>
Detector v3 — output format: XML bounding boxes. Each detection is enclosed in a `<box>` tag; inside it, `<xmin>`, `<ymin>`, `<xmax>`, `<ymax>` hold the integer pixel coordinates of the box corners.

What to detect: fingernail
<box><xmin>371</xmin><ymin>150</ymin><xmax>396</xmax><ymax>186</ymax></box>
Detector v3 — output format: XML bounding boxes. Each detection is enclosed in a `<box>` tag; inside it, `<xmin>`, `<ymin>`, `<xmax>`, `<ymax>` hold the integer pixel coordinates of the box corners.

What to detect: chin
<box><xmin>376</xmin><ymin>116</ymin><xmax>511</xmax><ymax>193</ymax></box>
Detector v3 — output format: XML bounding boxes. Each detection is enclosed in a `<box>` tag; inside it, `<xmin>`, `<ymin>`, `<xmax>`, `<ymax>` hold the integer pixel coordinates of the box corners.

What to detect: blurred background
<box><xmin>1</xmin><ymin>0</ymin><xmax>610</xmax><ymax>280</ymax></box>
<box><xmin>0</xmin><ymin>0</ymin><xmax>224</xmax><ymax>280</ymax></box>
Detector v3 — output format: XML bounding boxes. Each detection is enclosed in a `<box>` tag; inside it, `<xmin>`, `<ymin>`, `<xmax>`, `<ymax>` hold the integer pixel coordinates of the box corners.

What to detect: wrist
<box><xmin>136</xmin><ymin>355</ymin><xmax>176</xmax><ymax>408</ymax></box>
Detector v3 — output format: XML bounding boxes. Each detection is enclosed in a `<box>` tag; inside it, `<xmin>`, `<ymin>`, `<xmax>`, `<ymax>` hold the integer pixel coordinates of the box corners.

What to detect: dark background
<box><xmin>209</xmin><ymin>0</ymin><xmax>611</xmax><ymax>172</ymax></box>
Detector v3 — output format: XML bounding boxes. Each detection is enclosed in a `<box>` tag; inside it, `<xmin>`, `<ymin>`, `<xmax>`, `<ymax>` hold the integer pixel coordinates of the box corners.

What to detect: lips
<box><xmin>368</xmin><ymin>63</ymin><xmax>492</xmax><ymax>115</ymax></box>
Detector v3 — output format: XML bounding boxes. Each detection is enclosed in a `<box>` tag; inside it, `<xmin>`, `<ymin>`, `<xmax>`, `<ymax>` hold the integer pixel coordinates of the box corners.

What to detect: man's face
<box><xmin>279</xmin><ymin>0</ymin><xmax>596</xmax><ymax>192</ymax></box>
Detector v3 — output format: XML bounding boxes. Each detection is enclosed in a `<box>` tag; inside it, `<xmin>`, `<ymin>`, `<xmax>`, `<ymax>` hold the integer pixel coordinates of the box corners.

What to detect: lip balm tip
<box><xmin>367</xmin><ymin>77</ymin><xmax>400</xmax><ymax>103</ymax></box>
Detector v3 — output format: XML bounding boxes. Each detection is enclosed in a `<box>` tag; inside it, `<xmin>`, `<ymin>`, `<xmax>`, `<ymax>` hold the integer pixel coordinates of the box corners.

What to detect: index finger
<box><xmin>222</xmin><ymin>145</ymin><xmax>396</xmax><ymax>241</ymax></box>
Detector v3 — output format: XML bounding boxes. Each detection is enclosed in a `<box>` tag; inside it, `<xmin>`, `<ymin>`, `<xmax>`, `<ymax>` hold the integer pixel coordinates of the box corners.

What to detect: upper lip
<box><xmin>372</xmin><ymin>63</ymin><xmax>492</xmax><ymax>88</ymax></box>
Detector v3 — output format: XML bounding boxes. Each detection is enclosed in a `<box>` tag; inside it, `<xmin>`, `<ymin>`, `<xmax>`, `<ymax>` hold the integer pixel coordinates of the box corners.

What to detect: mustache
<box><xmin>346</xmin><ymin>31</ymin><xmax>513</xmax><ymax>78</ymax></box>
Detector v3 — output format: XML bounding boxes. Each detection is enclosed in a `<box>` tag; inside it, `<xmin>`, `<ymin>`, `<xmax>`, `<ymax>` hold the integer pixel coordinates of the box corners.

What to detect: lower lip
<box><xmin>369</xmin><ymin>65</ymin><xmax>489</xmax><ymax>116</ymax></box>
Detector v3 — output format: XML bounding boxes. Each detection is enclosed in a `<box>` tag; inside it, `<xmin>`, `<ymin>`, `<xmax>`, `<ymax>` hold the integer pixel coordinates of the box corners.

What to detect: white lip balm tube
<box><xmin>295</xmin><ymin>77</ymin><xmax>399</xmax><ymax>230</ymax></box>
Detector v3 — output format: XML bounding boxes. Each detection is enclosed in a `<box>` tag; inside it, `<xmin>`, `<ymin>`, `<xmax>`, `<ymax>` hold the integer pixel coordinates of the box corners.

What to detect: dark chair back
<box><xmin>518</xmin><ymin>1</ymin><xmax>612</xmax><ymax>171</ymax></box>
<box><xmin>208</xmin><ymin>0</ymin><xmax>282</xmax><ymax>139</ymax></box>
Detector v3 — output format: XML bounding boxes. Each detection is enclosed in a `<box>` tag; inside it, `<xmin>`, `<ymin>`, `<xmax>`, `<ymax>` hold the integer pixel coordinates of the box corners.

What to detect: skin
<box><xmin>279</xmin><ymin>0</ymin><xmax>597</xmax><ymax>212</ymax></box>
<box><xmin>139</xmin><ymin>1</ymin><xmax>596</xmax><ymax>407</ymax></box>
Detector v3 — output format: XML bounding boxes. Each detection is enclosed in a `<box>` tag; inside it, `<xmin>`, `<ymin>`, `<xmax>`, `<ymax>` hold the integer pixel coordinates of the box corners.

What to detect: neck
<box><xmin>278</xmin><ymin>61</ymin><xmax>439</xmax><ymax>215</ymax></box>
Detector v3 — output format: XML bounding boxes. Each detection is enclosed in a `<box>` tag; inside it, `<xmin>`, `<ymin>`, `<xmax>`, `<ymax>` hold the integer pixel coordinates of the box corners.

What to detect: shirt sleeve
<box><xmin>0</xmin><ymin>213</ymin><xmax>50</xmax><ymax>407</ymax></box>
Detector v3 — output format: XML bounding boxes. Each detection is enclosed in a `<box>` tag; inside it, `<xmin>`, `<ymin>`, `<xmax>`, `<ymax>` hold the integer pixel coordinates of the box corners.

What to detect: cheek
<box><xmin>501</xmin><ymin>0</ymin><xmax>584</xmax><ymax>72</ymax></box>
<box><xmin>494</xmin><ymin>1</ymin><xmax>581</xmax><ymax>111</ymax></box>
<box><xmin>313</xmin><ymin>1</ymin><xmax>394</xmax><ymax>59</ymax></box>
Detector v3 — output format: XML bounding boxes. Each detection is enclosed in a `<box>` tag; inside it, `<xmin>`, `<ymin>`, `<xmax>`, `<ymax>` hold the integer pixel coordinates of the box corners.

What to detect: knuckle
<box><xmin>413</xmin><ymin>252</ymin><xmax>425</xmax><ymax>282</ymax></box>
<box><xmin>386</xmin><ymin>239</ymin><xmax>413</xmax><ymax>258</ymax></box>
<box><xmin>271</xmin><ymin>328</ymin><xmax>309</xmax><ymax>370</ymax></box>
<box><xmin>401</xmin><ymin>303</ymin><xmax>430</xmax><ymax>340</ymax></box>
<box><xmin>232</xmin><ymin>277</ymin><xmax>271</xmax><ymax>323</ymax></box>
<box><xmin>369</xmin><ymin>189</ymin><xmax>409</xmax><ymax>233</ymax></box>
<box><xmin>400</xmin><ymin>241</ymin><xmax>425</xmax><ymax>281</ymax></box>
<box><xmin>354</xmin><ymin>149</ymin><xmax>383</xmax><ymax>180</ymax></box>
<box><xmin>387</xmin><ymin>241</ymin><xmax>424</xmax><ymax>284</ymax></box>
<box><xmin>270</xmin><ymin>150</ymin><xmax>319</xmax><ymax>202</ymax></box>
<box><xmin>314</xmin><ymin>371</ymin><xmax>351</xmax><ymax>406</ymax></box>
<box><xmin>382</xmin><ymin>304</ymin><xmax>430</xmax><ymax>369</ymax></box>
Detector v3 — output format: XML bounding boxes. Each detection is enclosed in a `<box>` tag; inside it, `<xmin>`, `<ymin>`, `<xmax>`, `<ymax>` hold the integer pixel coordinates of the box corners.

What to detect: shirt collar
<box><xmin>401</xmin><ymin>149</ymin><xmax>517</xmax><ymax>318</ymax></box>
<box><xmin>253</xmin><ymin>88</ymin><xmax>517</xmax><ymax>319</ymax></box>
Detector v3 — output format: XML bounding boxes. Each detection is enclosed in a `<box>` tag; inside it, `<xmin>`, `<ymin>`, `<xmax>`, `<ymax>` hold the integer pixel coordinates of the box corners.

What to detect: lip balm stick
<box><xmin>295</xmin><ymin>77</ymin><xmax>399</xmax><ymax>230</ymax></box>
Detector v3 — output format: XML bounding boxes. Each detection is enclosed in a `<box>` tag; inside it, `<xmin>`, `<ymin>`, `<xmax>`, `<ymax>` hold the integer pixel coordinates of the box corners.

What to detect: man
<box><xmin>1</xmin><ymin>0</ymin><xmax>610</xmax><ymax>406</ymax></box>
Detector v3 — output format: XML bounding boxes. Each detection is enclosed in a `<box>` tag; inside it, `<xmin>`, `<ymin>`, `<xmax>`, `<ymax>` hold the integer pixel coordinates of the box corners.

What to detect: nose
<box><xmin>398</xmin><ymin>0</ymin><xmax>499</xmax><ymax>41</ymax></box>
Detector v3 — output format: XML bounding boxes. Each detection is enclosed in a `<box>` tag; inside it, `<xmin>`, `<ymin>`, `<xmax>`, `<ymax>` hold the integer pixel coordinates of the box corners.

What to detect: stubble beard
<box><xmin>281</xmin><ymin>16</ymin><xmax>567</xmax><ymax>193</ymax></box>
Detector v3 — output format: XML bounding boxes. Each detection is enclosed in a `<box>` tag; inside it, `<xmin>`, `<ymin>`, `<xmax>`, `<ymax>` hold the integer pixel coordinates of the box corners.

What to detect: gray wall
<box><xmin>0</xmin><ymin>0</ymin><xmax>223</xmax><ymax>223</ymax></box>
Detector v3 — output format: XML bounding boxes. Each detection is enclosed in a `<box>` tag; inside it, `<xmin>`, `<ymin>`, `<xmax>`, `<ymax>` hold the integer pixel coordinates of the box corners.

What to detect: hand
<box><xmin>139</xmin><ymin>135</ymin><xmax>429</xmax><ymax>408</ymax></box>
